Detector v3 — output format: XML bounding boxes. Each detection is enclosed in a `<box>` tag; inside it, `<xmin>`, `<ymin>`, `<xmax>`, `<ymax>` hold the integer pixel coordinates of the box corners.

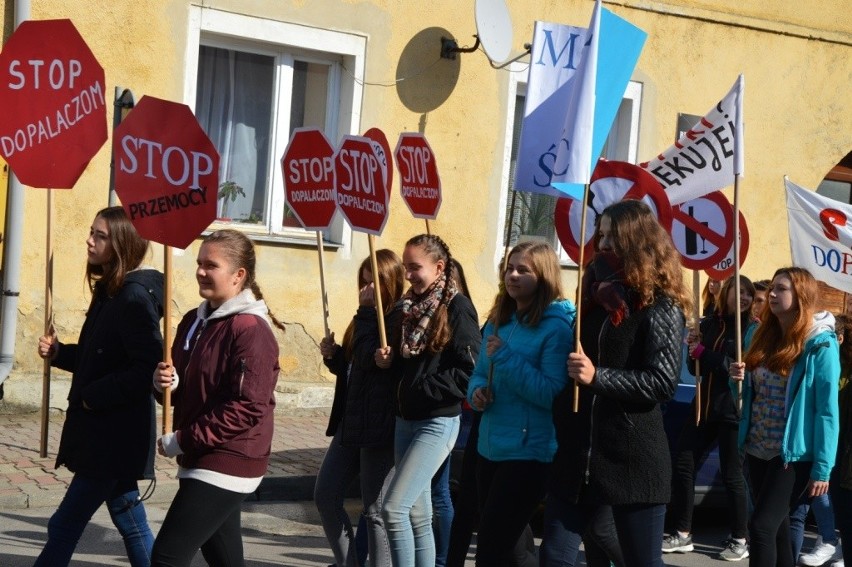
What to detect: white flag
<box><xmin>785</xmin><ymin>177</ymin><xmax>852</xmax><ymax>294</ymax></box>
<box><xmin>552</xmin><ymin>0</ymin><xmax>600</xmax><ymax>186</ymax></box>
<box><xmin>641</xmin><ymin>75</ymin><xmax>745</xmax><ymax>206</ymax></box>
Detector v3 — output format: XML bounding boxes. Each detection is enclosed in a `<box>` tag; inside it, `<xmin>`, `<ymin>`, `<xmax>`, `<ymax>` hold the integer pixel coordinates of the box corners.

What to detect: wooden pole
<box><xmin>733</xmin><ymin>174</ymin><xmax>743</xmax><ymax>410</ymax></box>
<box><xmin>693</xmin><ymin>270</ymin><xmax>702</xmax><ymax>426</ymax></box>
<box><xmin>162</xmin><ymin>245</ymin><xmax>173</xmax><ymax>434</ymax></box>
<box><xmin>368</xmin><ymin>235</ymin><xmax>387</xmax><ymax>348</ymax></box>
<box><xmin>573</xmin><ymin>184</ymin><xmax>591</xmax><ymax>413</ymax></box>
<box><xmin>316</xmin><ymin>232</ymin><xmax>331</xmax><ymax>339</ymax></box>
<box><xmin>39</xmin><ymin>190</ymin><xmax>54</xmax><ymax>458</ymax></box>
<box><xmin>425</xmin><ymin>219</ymin><xmax>431</xmax><ymax>235</ymax></box>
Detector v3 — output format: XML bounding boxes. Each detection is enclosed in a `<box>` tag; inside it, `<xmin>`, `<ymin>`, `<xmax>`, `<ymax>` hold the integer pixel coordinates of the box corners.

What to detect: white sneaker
<box><xmin>800</xmin><ymin>536</ymin><xmax>839</xmax><ymax>566</ymax></box>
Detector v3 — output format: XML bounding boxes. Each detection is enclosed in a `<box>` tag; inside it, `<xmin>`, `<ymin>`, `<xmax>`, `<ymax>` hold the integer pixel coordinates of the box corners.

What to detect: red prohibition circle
<box><xmin>704</xmin><ymin>211</ymin><xmax>750</xmax><ymax>280</ymax></box>
<box><xmin>671</xmin><ymin>191</ymin><xmax>736</xmax><ymax>271</ymax></box>
<box><xmin>555</xmin><ymin>160</ymin><xmax>671</xmax><ymax>265</ymax></box>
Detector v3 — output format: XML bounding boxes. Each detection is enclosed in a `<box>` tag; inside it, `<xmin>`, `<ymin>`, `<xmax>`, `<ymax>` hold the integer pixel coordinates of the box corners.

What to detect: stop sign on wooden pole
<box><xmin>113</xmin><ymin>96</ymin><xmax>219</xmax><ymax>250</ymax></box>
<box><xmin>334</xmin><ymin>135</ymin><xmax>389</xmax><ymax>236</ymax></box>
<box><xmin>113</xmin><ymin>95</ymin><xmax>219</xmax><ymax>434</ymax></box>
<box><xmin>281</xmin><ymin>127</ymin><xmax>337</xmax><ymax>338</ymax></box>
<box><xmin>0</xmin><ymin>19</ymin><xmax>107</xmax><ymax>189</ymax></box>
<box><xmin>282</xmin><ymin>127</ymin><xmax>336</xmax><ymax>230</ymax></box>
<box><xmin>395</xmin><ymin>133</ymin><xmax>442</xmax><ymax>220</ymax></box>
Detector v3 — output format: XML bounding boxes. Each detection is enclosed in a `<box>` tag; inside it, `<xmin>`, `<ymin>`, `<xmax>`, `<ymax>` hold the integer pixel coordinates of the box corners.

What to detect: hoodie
<box><xmin>468</xmin><ymin>299</ymin><xmax>576</xmax><ymax>463</ymax></box>
<box><xmin>736</xmin><ymin>311</ymin><xmax>840</xmax><ymax>481</ymax></box>
<box><xmin>169</xmin><ymin>289</ymin><xmax>280</xmax><ymax>481</ymax></box>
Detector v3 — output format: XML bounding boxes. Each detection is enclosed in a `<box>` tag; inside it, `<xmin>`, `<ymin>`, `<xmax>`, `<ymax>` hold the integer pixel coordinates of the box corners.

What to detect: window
<box><xmin>498</xmin><ymin>74</ymin><xmax>643</xmax><ymax>265</ymax></box>
<box><xmin>184</xmin><ymin>8</ymin><xmax>366</xmax><ymax>246</ymax></box>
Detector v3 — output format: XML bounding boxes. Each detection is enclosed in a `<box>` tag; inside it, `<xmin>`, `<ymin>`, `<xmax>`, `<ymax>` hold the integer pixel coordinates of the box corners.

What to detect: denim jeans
<box><xmin>539</xmin><ymin>494</ymin><xmax>624</xmax><ymax>567</ymax></box>
<box><xmin>432</xmin><ymin>455</ymin><xmax>453</xmax><ymax>567</ymax></box>
<box><xmin>789</xmin><ymin>492</ymin><xmax>838</xmax><ymax>560</ymax></box>
<box><xmin>34</xmin><ymin>474</ymin><xmax>153</xmax><ymax>567</ymax></box>
<box><xmin>314</xmin><ymin>424</ymin><xmax>395</xmax><ymax>567</ymax></box>
<box><xmin>611</xmin><ymin>503</ymin><xmax>666</xmax><ymax>567</ymax></box>
<box><xmin>383</xmin><ymin>416</ymin><xmax>460</xmax><ymax>567</ymax></box>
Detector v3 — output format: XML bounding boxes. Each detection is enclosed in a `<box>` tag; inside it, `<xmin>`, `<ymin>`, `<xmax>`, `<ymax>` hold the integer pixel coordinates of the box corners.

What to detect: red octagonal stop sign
<box><xmin>334</xmin><ymin>135</ymin><xmax>388</xmax><ymax>235</ymax></box>
<box><xmin>282</xmin><ymin>127</ymin><xmax>336</xmax><ymax>230</ymax></box>
<box><xmin>0</xmin><ymin>19</ymin><xmax>107</xmax><ymax>189</ymax></box>
<box><xmin>395</xmin><ymin>133</ymin><xmax>441</xmax><ymax>219</ymax></box>
<box><xmin>113</xmin><ymin>96</ymin><xmax>219</xmax><ymax>249</ymax></box>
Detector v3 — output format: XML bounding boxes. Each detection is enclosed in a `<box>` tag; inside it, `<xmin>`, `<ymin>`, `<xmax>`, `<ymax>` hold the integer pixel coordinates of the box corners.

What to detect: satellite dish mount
<box><xmin>441</xmin><ymin>0</ymin><xmax>530</xmax><ymax>69</ymax></box>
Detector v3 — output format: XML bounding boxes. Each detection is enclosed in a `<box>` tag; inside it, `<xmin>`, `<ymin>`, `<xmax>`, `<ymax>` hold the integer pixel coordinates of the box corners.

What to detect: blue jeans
<box><xmin>314</xmin><ymin>424</ymin><xmax>394</xmax><ymax>567</ymax></box>
<box><xmin>432</xmin><ymin>456</ymin><xmax>453</xmax><ymax>567</ymax></box>
<box><xmin>383</xmin><ymin>416</ymin><xmax>459</xmax><ymax>567</ymax></box>
<box><xmin>790</xmin><ymin>492</ymin><xmax>838</xmax><ymax>561</ymax></box>
<box><xmin>612</xmin><ymin>503</ymin><xmax>666</xmax><ymax>567</ymax></box>
<box><xmin>539</xmin><ymin>494</ymin><xmax>624</xmax><ymax>567</ymax></box>
<box><xmin>34</xmin><ymin>474</ymin><xmax>153</xmax><ymax>567</ymax></box>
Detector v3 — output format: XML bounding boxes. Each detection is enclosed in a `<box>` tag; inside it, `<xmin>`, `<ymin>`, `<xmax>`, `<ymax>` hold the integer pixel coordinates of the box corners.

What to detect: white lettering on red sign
<box><xmin>339</xmin><ymin>148</ymin><xmax>378</xmax><ymax>195</ymax></box>
<box><xmin>119</xmin><ymin>135</ymin><xmax>214</xmax><ymax>190</ymax></box>
<box><xmin>0</xmin><ymin>82</ymin><xmax>104</xmax><ymax>156</ymax></box>
<box><xmin>397</xmin><ymin>145</ymin><xmax>432</xmax><ymax>184</ymax></box>
<box><xmin>8</xmin><ymin>59</ymin><xmax>83</xmax><ymax>90</ymax></box>
<box><xmin>287</xmin><ymin>156</ymin><xmax>334</xmax><ymax>184</ymax></box>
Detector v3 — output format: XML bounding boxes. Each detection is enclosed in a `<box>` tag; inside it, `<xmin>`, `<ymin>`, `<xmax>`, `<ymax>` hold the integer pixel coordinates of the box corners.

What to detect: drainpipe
<box><xmin>0</xmin><ymin>0</ymin><xmax>32</xmax><ymax>393</ymax></box>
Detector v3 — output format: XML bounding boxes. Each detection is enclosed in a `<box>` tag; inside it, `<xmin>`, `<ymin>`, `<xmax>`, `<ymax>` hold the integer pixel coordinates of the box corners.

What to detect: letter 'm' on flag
<box><xmin>786</xmin><ymin>177</ymin><xmax>852</xmax><ymax>294</ymax></box>
<box><xmin>512</xmin><ymin>4</ymin><xmax>646</xmax><ymax>200</ymax></box>
<box><xmin>641</xmin><ymin>74</ymin><xmax>745</xmax><ymax>206</ymax></box>
<box><xmin>553</xmin><ymin>0</ymin><xmax>600</xmax><ymax>187</ymax></box>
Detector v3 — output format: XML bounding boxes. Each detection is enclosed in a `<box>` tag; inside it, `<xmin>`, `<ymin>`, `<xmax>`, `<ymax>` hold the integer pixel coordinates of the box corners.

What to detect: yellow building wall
<box><xmin>0</xmin><ymin>1</ymin><xmax>850</xmax><ymax>407</ymax></box>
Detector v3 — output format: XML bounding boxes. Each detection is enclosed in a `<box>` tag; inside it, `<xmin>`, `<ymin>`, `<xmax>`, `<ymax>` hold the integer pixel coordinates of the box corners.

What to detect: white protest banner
<box><xmin>785</xmin><ymin>177</ymin><xmax>852</xmax><ymax>294</ymax></box>
<box><xmin>641</xmin><ymin>75</ymin><xmax>744</xmax><ymax>206</ymax></box>
<box><xmin>513</xmin><ymin>7</ymin><xmax>646</xmax><ymax>199</ymax></box>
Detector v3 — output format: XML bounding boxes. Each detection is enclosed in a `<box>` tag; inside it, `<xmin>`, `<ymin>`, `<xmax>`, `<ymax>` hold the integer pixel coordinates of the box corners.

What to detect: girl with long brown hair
<box><xmin>563</xmin><ymin>199</ymin><xmax>690</xmax><ymax>567</ymax></box>
<box><xmin>730</xmin><ymin>267</ymin><xmax>840</xmax><ymax>567</ymax></box>
<box><xmin>315</xmin><ymin>249</ymin><xmax>404</xmax><ymax>567</ymax></box>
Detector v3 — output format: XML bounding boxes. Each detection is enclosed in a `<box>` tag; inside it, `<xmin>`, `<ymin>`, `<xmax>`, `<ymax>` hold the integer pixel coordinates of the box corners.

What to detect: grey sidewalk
<box><xmin>0</xmin><ymin>407</ymin><xmax>331</xmax><ymax>510</ymax></box>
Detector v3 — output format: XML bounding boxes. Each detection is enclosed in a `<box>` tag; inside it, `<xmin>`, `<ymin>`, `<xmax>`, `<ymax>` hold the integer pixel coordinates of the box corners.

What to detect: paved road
<box><xmin>0</xmin><ymin>499</ymin><xmax>819</xmax><ymax>566</ymax></box>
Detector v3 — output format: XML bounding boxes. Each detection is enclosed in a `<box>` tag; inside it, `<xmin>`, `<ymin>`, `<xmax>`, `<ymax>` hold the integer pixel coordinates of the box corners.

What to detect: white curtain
<box><xmin>195</xmin><ymin>47</ymin><xmax>272</xmax><ymax>221</ymax></box>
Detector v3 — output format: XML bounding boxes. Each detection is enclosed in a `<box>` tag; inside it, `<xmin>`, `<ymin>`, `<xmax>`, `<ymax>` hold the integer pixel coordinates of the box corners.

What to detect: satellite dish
<box><xmin>474</xmin><ymin>0</ymin><xmax>513</xmax><ymax>63</ymax></box>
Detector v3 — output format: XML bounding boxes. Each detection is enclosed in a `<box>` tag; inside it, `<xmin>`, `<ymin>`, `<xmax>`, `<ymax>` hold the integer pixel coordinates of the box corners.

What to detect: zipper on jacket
<box><xmin>466</xmin><ymin>345</ymin><xmax>476</xmax><ymax>365</ymax></box>
<box><xmin>238</xmin><ymin>358</ymin><xmax>246</xmax><ymax>397</ymax></box>
<box><xmin>584</xmin><ymin>320</ymin><xmax>608</xmax><ymax>485</ymax></box>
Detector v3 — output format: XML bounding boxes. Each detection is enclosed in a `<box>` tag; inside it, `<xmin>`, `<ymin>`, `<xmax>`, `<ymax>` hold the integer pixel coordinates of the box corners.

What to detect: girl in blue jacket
<box><xmin>730</xmin><ymin>266</ymin><xmax>840</xmax><ymax>567</ymax></box>
<box><xmin>468</xmin><ymin>240</ymin><xmax>575</xmax><ymax>567</ymax></box>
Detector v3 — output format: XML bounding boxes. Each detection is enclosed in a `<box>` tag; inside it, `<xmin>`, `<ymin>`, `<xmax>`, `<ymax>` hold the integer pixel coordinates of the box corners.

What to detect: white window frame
<box><xmin>494</xmin><ymin>67</ymin><xmax>643</xmax><ymax>268</ymax></box>
<box><xmin>184</xmin><ymin>7</ymin><xmax>367</xmax><ymax>255</ymax></box>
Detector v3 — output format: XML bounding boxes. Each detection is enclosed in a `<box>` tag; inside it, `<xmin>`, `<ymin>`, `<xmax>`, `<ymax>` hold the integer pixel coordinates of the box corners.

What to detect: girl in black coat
<box><xmin>315</xmin><ymin>249</ymin><xmax>404</xmax><ymax>567</ymax></box>
<box><xmin>664</xmin><ymin>275</ymin><xmax>756</xmax><ymax>560</ymax></box>
<box><xmin>34</xmin><ymin>206</ymin><xmax>163</xmax><ymax>567</ymax></box>
<box><xmin>565</xmin><ymin>200</ymin><xmax>691</xmax><ymax>567</ymax></box>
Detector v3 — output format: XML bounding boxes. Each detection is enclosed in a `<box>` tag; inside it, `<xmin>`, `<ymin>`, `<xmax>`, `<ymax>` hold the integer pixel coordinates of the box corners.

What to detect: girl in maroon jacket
<box><xmin>151</xmin><ymin>229</ymin><xmax>285</xmax><ymax>567</ymax></box>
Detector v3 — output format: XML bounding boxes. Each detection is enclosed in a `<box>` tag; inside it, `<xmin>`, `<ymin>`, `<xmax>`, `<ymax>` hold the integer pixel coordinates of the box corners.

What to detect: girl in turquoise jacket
<box><xmin>468</xmin><ymin>241</ymin><xmax>575</xmax><ymax>567</ymax></box>
<box><xmin>730</xmin><ymin>267</ymin><xmax>839</xmax><ymax>567</ymax></box>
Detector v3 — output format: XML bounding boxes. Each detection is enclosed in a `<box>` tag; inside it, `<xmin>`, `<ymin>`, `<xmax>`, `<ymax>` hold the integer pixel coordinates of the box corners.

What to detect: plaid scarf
<box><xmin>400</xmin><ymin>276</ymin><xmax>458</xmax><ymax>358</ymax></box>
<box><xmin>582</xmin><ymin>251</ymin><xmax>642</xmax><ymax>327</ymax></box>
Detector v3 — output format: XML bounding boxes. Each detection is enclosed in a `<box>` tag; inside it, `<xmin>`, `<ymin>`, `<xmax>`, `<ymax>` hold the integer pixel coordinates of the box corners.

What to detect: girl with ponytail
<box><xmin>151</xmin><ymin>229</ymin><xmax>283</xmax><ymax>566</ymax></box>
<box><xmin>380</xmin><ymin>234</ymin><xmax>481</xmax><ymax>567</ymax></box>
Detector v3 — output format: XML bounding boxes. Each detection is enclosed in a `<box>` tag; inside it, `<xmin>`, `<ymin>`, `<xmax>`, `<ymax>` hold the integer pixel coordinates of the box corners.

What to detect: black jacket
<box><xmin>582</xmin><ymin>295</ymin><xmax>683</xmax><ymax>506</ymax></box>
<box><xmin>54</xmin><ymin>269</ymin><xmax>164</xmax><ymax>480</ymax></box>
<box><xmin>395</xmin><ymin>294</ymin><xmax>481</xmax><ymax>420</ymax></box>
<box><xmin>325</xmin><ymin>304</ymin><xmax>400</xmax><ymax>448</ymax></box>
<box><xmin>688</xmin><ymin>311</ymin><xmax>755</xmax><ymax>424</ymax></box>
